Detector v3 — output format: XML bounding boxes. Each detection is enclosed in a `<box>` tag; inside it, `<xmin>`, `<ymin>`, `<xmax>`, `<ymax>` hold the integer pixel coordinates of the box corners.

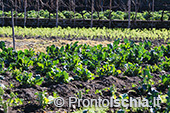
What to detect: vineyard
<box><xmin>0</xmin><ymin>26</ymin><xmax>170</xmax><ymax>112</ymax></box>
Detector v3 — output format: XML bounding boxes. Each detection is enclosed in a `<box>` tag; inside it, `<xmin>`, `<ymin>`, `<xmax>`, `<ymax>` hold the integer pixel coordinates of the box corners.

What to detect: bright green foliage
<box><xmin>167</xmin><ymin>88</ymin><xmax>170</xmax><ymax>112</ymax></box>
<box><xmin>0</xmin><ymin>27</ymin><xmax>169</xmax><ymax>41</ymax></box>
<box><xmin>162</xmin><ymin>56</ymin><xmax>170</xmax><ymax>71</ymax></box>
<box><xmin>16</xmin><ymin>71</ymin><xmax>44</xmax><ymax>86</ymax></box>
<box><xmin>47</xmin><ymin>66</ymin><xmax>70</xmax><ymax>83</ymax></box>
<box><xmin>1</xmin><ymin>39</ymin><xmax>170</xmax><ymax>84</ymax></box>
<box><xmin>0</xmin><ymin>87</ymin><xmax>23</xmax><ymax>113</ymax></box>
<box><xmin>96</xmin><ymin>64</ymin><xmax>119</xmax><ymax>77</ymax></box>
<box><xmin>73</xmin><ymin>64</ymin><xmax>94</xmax><ymax>81</ymax></box>
<box><xmin>161</xmin><ymin>74</ymin><xmax>170</xmax><ymax>87</ymax></box>
<box><xmin>0</xmin><ymin>59</ymin><xmax>4</xmax><ymax>74</ymax></box>
<box><xmin>162</xmin><ymin>44</ymin><xmax>170</xmax><ymax>57</ymax></box>
<box><xmin>35</xmin><ymin>91</ymin><xmax>58</xmax><ymax>109</ymax></box>
<box><xmin>141</xmin><ymin>68</ymin><xmax>154</xmax><ymax>85</ymax></box>
<box><xmin>0</xmin><ymin>41</ymin><xmax>6</xmax><ymax>50</ymax></box>
<box><xmin>10</xmin><ymin>56</ymin><xmax>33</xmax><ymax>71</ymax></box>
<box><xmin>148</xmin><ymin>64</ymin><xmax>162</xmax><ymax>73</ymax></box>
<box><xmin>124</xmin><ymin>62</ymin><xmax>142</xmax><ymax>76</ymax></box>
<box><xmin>142</xmin><ymin>47</ymin><xmax>163</xmax><ymax>65</ymax></box>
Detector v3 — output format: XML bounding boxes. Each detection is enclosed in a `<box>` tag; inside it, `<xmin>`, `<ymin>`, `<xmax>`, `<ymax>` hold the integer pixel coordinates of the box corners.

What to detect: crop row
<box><xmin>0</xmin><ymin>39</ymin><xmax>170</xmax><ymax>112</ymax></box>
<box><xmin>0</xmin><ymin>27</ymin><xmax>170</xmax><ymax>41</ymax></box>
<box><xmin>0</xmin><ymin>10</ymin><xmax>170</xmax><ymax>20</ymax></box>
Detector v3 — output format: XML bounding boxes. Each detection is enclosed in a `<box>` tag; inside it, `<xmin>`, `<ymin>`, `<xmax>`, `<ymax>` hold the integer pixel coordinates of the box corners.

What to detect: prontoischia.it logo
<box><xmin>54</xmin><ymin>97</ymin><xmax>161</xmax><ymax>108</ymax></box>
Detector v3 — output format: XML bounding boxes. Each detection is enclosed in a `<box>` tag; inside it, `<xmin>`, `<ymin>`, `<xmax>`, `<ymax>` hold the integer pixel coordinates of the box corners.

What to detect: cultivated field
<box><xmin>1</xmin><ymin>10</ymin><xmax>170</xmax><ymax>20</ymax></box>
<box><xmin>0</xmin><ymin>27</ymin><xmax>170</xmax><ymax>113</ymax></box>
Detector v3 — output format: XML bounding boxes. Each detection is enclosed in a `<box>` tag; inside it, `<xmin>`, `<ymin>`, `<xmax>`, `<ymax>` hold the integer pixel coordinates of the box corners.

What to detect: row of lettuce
<box><xmin>0</xmin><ymin>10</ymin><xmax>170</xmax><ymax>20</ymax></box>
<box><xmin>0</xmin><ymin>39</ymin><xmax>170</xmax><ymax>112</ymax></box>
<box><xmin>0</xmin><ymin>27</ymin><xmax>170</xmax><ymax>41</ymax></box>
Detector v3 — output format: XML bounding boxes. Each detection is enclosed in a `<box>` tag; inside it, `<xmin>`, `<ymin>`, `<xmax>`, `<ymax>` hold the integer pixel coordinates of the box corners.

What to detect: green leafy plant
<box><xmin>123</xmin><ymin>62</ymin><xmax>142</xmax><ymax>76</ymax></box>
<box><xmin>73</xmin><ymin>64</ymin><xmax>94</xmax><ymax>81</ymax></box>
<box><xmin>162</xmin><ymin>56</ymin><xmax>170</xmax><ymax>71</ymax></box>
<box><xmin>35</xmin><ymin>91</ymin><xmax>58</xmax><ymax>109</ymax></box>
<box><xmin>16</xmin><ymin>71</ymin><xmax>44</xmax><ymax>86</ymax></box>
<box><xmin>0</xmin><ymin>10</ymin><xmax>169</xmax><ymax>20</ymax></box>
<box><xmin>166</xmin><ymin>88</ymin><xmax>170</xmax><ymax>112</ymax></box>
<box><xmin>148</xmin><ymin>64</ymin><xmax>162</xmax><ymax>73</ymax></box>
<box><xmin>96</xmin><ymin>63</ymin><xmax>120</xmax><ymax>77</ymax></box>
<box><xmin>0</xmin><ymin>87</ymin><xmax>23</xmax><ymax>113</ymax></box>
<box><xmin>160</xmin><ymin>74</ymin><xmax>170</xmax><ymax>87</ymax></box>
<box><xmin>46</xmin><ymin>66</ymin><xmax>70</xmax><ymax>83</ymax></box>
<box><xmin>0</xmin><ymin>41</ymin><xmax>6</xmax><ymax>50</ymax></box>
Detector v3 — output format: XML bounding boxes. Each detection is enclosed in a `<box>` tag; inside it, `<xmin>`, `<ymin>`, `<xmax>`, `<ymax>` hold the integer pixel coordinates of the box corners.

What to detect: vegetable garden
<box><xmin>1</xmin><ymin>10</ymin><xmax>170</xmax><ymax>21</ymax></box>
<box><xmin>0</xmin><ymin>34</ymin><xmax>170</xmax><ymax>112</ymax></box>
<box><xmin>0</xmin><ymin>27</ymin><xmax>170</xmax><ymax>41</ymax></box>
<box><xmin>0</xmin><ymin>0</ymin><xmax>170</xmax><ymax>112</ymax></box>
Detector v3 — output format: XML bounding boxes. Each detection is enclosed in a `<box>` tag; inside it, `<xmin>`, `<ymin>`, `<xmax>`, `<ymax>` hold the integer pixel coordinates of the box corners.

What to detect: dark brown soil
<box><xmin>0</xmin><ymin>69</ymin><xmax>168</xmax><ymax>113</ymax></box>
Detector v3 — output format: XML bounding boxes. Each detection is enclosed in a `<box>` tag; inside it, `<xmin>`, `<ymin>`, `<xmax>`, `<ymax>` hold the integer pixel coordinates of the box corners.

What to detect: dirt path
<box><xmin>0</xmin><ymin>37</ymin><xmax>114</xmax><ymax>53</ymax></box>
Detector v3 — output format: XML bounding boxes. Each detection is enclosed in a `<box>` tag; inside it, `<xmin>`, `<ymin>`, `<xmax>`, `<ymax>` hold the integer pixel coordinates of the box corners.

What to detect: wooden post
<box><xmin>73</xmin><ymin>0</ymin><xmax>75</xmax><ymax>27</ymax></box>
<box><xmin>24</xmin><ymin>0</ymin><xmax>27</xmax><ymax>27</ymax></box>
<box><xmin>91</xmin><ymin>0</ymin><xmax>94</xmax><ymax>28</ymax></box>
<box><xmin>11</xmin><ymin>9</ymin><xmax>15</xmax><ymax>50</ymax></box>
<box><xmin>134</xmin><ymin>0</ymin><xmax>138</xmax><ymax>26</ymax></box>
<box><xmin>15</xmin><ymin>0</ymin><xmax>17</xmax><ymax>25</ymax></box>
<box><xmin>85</xmin><ymin>0</ymin><xmax>87</xmax><ymax>10</ymax></box>
<box><xmin>37</xmin><ymin>0</ymin><xmax>39</xmax><ymax>27</ymax></box>
<box><xmin>151</xmin><ymin>0</ymin><xmax>154</xmax><ymax>28</ymax></box>
<box><xmin>56</xmin><ymin>0</ymin><xmax>59</xmax><ymax>27</ymax></box>
<box><xmin>128</xmin><ymin>0</ymin><xmax>131</xmax><ymax>28</ymax></box>
<box><xmin>49</xmin><ymin>0</ymin><xmax>52</xmax><ymax>21</ymax></box>
<box><xmin>2</xmin><ymin>0</ymin><xmax>4</xmax><ymax>26</ymax></box>
<box><xmin>101</xmin><ymin>0</ymin><xmax>103</xmax><ymax>11</ymax></box>
<box><xmin>152</xmin><ymin>0</ymin><xmax>154</xmax><ymax>12</ymax></box>
<box><xmin>109</xmin><ymin>0</ymin><xmax>112</xmax><ymax>28</ymax></box>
